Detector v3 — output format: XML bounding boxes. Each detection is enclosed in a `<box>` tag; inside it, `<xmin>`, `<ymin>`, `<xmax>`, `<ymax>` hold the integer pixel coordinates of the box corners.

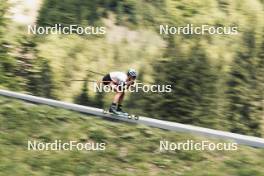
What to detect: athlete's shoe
<box><xmin>109</xmin><ymin>105</ymin><xmax>123</xmax><ymax>115</ymax></box>
<box><xmin>117</xmin><ymin>105</ymin><xmax>129</xmax><ymax>116</ymax></box>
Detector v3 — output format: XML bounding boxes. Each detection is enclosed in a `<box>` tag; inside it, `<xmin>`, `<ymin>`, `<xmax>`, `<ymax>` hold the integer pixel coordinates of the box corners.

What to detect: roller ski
<box><xmin>103</xmin><ymin>104</ymin><xmax>139</xmax><ymax>120</ymax></box>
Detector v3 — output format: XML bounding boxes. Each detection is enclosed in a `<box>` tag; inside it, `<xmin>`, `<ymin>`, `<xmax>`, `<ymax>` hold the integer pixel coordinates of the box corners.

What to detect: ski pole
<box><xmin>86</xmin><ymin>69</ymin><xmax>105</xmax><ymax>76</ymax></box>
<box><xmin>68</xmin><ymin>80</ymin><xmax>111</xmax><ymax>83</ymax></box>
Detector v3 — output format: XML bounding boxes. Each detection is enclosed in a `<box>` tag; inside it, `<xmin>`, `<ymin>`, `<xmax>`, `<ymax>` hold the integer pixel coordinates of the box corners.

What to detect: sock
<box><xmin>111</xmin><ymin>103</ymin><xmax>117</xmax><ymax>106</ymax></box>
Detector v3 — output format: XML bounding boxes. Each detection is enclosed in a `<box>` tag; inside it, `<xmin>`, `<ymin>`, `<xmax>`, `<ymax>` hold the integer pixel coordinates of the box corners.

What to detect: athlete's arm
<box><xmin>125</xmin><ymin>80</ymin><xmax>135</xmax><ymax>87</ymax></box>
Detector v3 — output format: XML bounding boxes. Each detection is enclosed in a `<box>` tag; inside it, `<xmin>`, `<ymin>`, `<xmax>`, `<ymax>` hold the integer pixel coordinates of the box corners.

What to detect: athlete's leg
<box><xmin>109</xmin><ymin>91</ymin><xmax>124</xmax><ymax>114</ymax></box>
<box><xmin>117</xmin><ymin>92</ymin><xmax>128</xmax><ymax>115</ymax></box>
<box><xmin>118</xmin><ymin>92</ymin><xmax>125</xmax><ymax>104</ymax></box>
<box><xmin>113</xmin><ymin>92</ymin><xmax>124</xmax><ymax>104</ymax></box>
<box><xmin>109</xmin><ymin>93</ymin><xmax>128</xmax><ymax>115</ymax></box>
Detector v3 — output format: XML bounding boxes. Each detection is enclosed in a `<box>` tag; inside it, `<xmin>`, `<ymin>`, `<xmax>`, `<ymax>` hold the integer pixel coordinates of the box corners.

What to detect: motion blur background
<box><xmin>0</xmin><ymin>0</ymin><xmax>263</xmax><ymax>175</ymax></box>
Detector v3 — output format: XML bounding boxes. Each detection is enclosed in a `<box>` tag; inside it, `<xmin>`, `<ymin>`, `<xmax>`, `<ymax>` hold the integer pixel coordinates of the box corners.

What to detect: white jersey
<box><xmin>110</xmin><ymin>72</ymin><xmax>127</xmax><ymax>85</ymax></box>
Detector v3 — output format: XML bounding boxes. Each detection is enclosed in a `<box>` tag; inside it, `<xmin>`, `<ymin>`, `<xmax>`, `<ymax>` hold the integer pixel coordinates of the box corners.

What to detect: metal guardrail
<box><xmin>1</xmin><ymin>89</ymin><xmax>264</xmax><ymax>148</ymax></box>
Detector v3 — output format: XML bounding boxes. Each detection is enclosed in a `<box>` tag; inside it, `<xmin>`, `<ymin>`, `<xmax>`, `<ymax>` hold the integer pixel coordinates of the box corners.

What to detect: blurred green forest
<box><xmin>0</xmin><ymin>96</ymin><xmax>264</xmax><ymax>176</ymax></box>
<box><xmin>0</xmin><ymin>0</ymin><xmax>263</xmax><ymax>136</ymax></box>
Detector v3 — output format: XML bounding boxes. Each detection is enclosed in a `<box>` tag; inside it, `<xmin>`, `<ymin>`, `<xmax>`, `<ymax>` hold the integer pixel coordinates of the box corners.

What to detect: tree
<box><xmin>39</xmin><ymin>59</ymin><xmax>55</xmax><ymax>98</ymax></box>
<box><xmin>93</xmin><ymin>91</ymin><xmax>105</xmax><ymax>108</ymax></box>
<box><xmin>75</xmin><ymin>80</ymin><xmax>90</xmax><ymax>106</ymax></box>
<box><xmin>139</xmin><ymin>43</ymin><xmax>219</xmax><ymax>128</ymax></box>
<box><xmin>254</xmin><ymin>38</ymin><xmax>264</xmax><ymax>134</ymax></box>
<box><xmin>0</xmin><ymin>1</ymin><xmax>20</xmax><ymax>89</ymax></box>
<box><xmin>27</xmin><ymin>58</ymin><xmax>55</xmax><ymax>98</ymax></box>
<box><xmin>226</xmin><ymin>32</ymin><xmax>262</xmax><ymax>136</ymax></box>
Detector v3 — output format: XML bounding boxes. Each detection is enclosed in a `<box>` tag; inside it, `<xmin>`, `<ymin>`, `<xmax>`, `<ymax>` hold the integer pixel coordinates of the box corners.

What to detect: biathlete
<box><xmin>102</xmin><ymin>68</ymin><xmax>137</xmax><ymax>115</ymax></box>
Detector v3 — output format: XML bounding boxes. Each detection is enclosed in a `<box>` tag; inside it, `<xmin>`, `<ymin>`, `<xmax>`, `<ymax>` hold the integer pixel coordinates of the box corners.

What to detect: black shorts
<box><xmin>102</xmin><ymin>74</ymin><xmax>112</xmax><ymax>85</ymax></box>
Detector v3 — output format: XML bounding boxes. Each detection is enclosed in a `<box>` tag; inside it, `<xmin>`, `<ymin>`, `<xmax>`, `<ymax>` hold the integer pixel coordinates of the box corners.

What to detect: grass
<box><xmin>0</xmin><ymin>96</ymin><xmax>264</xmax><ymax>176</ymax></box>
